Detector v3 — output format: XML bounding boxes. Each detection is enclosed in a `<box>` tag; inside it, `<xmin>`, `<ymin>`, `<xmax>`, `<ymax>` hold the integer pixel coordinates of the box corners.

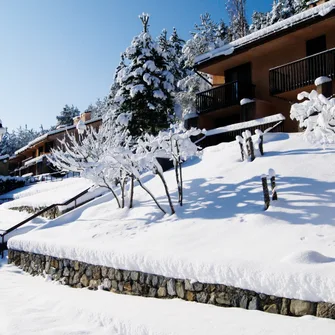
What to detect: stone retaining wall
<box><xmin>10</xmin><ymin>206</ymin><xmax>60</xmax><ymax>219</ymax></box>
<box><xmin>8</xmin><ymin>250</ymin><xmax>335</xmax><ymax>320</ymax></box>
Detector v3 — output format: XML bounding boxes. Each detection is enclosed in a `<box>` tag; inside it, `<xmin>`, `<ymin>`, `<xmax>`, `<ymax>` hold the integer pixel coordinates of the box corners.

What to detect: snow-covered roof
<box><xmin>14</xmin><ymin>117</ymin><xmax>102</xmax><ymax>155</ymax></box>
<box><xmin>23</xmin><ymin>154</ymin><xmax>47</xmax><ymax>167</ymax></box>
<box><xmin>195</xmin><ymin>1</ymin><xmax>335</xmax><ymax>66</ymax></box>
<box><xmin>205</xmin><ymin>114</ymin><xmax>285</xmax><ymax>137</ymax></box>
<box><xmin>0</xmin><ymin>154</ymin><xmax>9</xmax><ymax>161</ymax></box>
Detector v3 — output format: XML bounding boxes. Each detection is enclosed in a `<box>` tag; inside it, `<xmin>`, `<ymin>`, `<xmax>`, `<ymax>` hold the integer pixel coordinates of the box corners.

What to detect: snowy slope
<box><xmin>0</xmin><ymin>177</ymin><xmax>93</xmax><ymax>208</ymax></box>
<box><xmin>8</xmin><ymin>133</ymin><xmax>335</xmax><ymax>303</ymax></box>
<box><xmin>1</xmin><ymin>260</ymin><xmax>335</xmax><ymax>335</ymax></box>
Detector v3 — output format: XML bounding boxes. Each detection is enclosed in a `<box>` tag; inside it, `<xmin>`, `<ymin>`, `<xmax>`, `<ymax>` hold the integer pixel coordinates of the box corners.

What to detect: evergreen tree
<box><xmin>226</xmin><ymin>0</ymin><xmax>249</xmax><ymax>41</ymax></box>
<box><xmin>249</xmin><ymin>11</ymin><xmax>268</xmax><ymax>32</ymax></box>
<box><xmin>112</xmin><ymin>14</ymin><xmax>175</xmax><ymax>137</ymax></box>
<box><xmin>56</xmin><ymin>104</ymin><xmax>80</xmax><ymax>126</ymax></box>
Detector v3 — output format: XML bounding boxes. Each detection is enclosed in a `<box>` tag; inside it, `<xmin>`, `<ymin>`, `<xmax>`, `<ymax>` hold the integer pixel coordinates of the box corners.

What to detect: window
<box><xmin>45</xmin><ymin>141</ymin><xmax>54</xmax><ymax>153</ymax></box>
<box><xmin>306</xmin><ymin>35</ymin><xmax>326</xmax><ymax>57</ymax></box>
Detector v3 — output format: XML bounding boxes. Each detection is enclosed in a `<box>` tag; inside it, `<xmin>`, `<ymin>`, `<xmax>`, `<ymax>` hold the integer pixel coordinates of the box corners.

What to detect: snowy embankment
<box><xmin>1</xmin><ymin>261</ymin><xmax>334</xmax><ymax>335</ymax></box>
<box><xmin>8</xmin><ymin>133</ymin><xmax>335</xmax><ymax>303</ymax></box>
<box><xmin>0</xmin><ymin>177</ymin><xmax>94</xmax><ymax>209</ymax></box>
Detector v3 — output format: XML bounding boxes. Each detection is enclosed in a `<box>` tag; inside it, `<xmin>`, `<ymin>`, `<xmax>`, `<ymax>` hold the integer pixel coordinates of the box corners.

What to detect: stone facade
<box><xmin>10</xmin><ymin>206</ymin><xmax>60</xmax><ymax>219</ymax></box>
<box><xmin>8</xmin><ymin>250</ymin><xmax>335</xmax><ymax>320</ymax></box>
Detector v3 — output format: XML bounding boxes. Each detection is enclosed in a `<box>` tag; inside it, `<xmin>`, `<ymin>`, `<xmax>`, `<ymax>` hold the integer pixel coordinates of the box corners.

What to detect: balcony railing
<box><xmin>196</xmin><ymin>81</ymin><xmax>255</xmax><ymax>114</ymax></box>
<box><xmin>269</xmin><ymin>48</ymin><xmax>335</xmax><ymax>95</ymax></box>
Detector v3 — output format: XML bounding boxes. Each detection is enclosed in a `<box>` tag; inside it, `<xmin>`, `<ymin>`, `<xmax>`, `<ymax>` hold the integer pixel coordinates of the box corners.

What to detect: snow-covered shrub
<box><xmin>290</xmin><ymin>90</ymin><xmax>335</xmax><ymax>144</ymax></box>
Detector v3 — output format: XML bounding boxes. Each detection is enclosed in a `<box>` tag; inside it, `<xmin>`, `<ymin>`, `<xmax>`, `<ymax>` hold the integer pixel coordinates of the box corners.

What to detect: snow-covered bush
<box><xmin>290</xmin><ymin>90</ymin><xmax>335</xmax><ymax>144</ymax></box>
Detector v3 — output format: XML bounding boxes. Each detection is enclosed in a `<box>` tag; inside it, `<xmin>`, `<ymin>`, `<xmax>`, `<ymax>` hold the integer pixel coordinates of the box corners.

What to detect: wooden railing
<box><xmin>269</xmin><ymin>48</ymin><xmax>335</xmax><ymax>95</ymax></box>
<box><xmin>196</xmin><ymin>81</ymin><xmax>255</xmax><ymax>114</ymax></box>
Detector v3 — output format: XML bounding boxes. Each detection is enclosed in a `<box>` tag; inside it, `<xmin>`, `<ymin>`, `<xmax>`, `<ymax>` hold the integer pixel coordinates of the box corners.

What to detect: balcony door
<box><xmin>225</xmin><ymin>63</ymin><xmax>252</xmax><ymax>102</ymax></box>
<box><xmin>306</xmin><ymin>35</ymin><xmax>327</xmax><ymax>82</ymax></box>
<box><xmin>306</xmin><ymin>35</ymin><xmax>326</xmax><ymax>57</ymax></box>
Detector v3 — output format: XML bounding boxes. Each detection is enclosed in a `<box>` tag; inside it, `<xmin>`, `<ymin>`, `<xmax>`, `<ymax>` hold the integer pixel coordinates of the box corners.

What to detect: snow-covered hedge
<box><xmin>0</xmin><ymin>176</ymin><xmax>26</xmax><ymax>195</ymax></box>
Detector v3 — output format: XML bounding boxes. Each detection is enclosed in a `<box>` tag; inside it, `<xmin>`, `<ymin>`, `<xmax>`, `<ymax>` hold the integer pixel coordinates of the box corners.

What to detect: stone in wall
<box><xmin>7</xmin><ymin>249</ymin><xmax>335</xmax><ymax>321</ymax></box>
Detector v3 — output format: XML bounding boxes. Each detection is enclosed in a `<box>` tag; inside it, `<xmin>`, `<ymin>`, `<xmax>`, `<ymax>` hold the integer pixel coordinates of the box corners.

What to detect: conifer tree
<box><xmin>112</xmin><ymin>14</ymin><xmax>175</xmax><ymax>137</ymax></box>
<box><xmin>56</xmin><ymin>104</ymin><xmax>80</xmax><ymax>126</ymax></box>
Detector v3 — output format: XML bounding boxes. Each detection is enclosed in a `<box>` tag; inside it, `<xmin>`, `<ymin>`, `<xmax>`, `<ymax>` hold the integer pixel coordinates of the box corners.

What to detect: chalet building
<box><xmin>192</xmin><ymin>0</ymin><xmax>335</xmax><ymax>144</ymax></box>
<box><xmin>8</xmin><ymin>112</ymin><xmax>101</xmax><ymax>177</ymax></box>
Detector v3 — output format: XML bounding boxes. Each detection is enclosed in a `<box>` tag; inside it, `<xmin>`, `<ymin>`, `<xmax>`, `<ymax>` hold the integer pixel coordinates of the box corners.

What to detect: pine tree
<box><xmin>249</xmin><ymin>11</ymin><xmax>268</xmax><ymax>33</ymax></box>
<box><xmin>56</xmin><ymin>105</ymin><xmax>80</xmax><ymax>126</ymax></box>
<box><xmin>226</xmin><ymin>0</ymin><xmax>249</xmax><ymax>41</ymax></box>
<box><xmin>112</xmin><ymin>14</ymin><xmax>175</xmax><ymax>137</ymax></box>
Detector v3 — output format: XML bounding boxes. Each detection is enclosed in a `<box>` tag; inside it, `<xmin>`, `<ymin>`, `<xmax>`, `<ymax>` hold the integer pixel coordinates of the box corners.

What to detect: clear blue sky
<box><xmin>0</xmin><ymin>0</ymin><xmax>271</xmax><ymax>132</ymax></box>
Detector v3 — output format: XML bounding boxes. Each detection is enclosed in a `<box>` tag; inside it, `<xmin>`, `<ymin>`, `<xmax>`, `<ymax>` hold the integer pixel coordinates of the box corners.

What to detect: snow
<box><xmin>240</xmin><ymin>98</ymin><xmax>255</xmax><ymax>106</ymax></box>
<box><xmin>0</xmin><ymin>154</ymin><xmax>9</xmax><ymax>161</ymax></box>
<box><xmin>23</xmin><ymin>154</ymin><xmax>46</xmax><ymax>167</ymax></box>
<box><xmin>194</xmin><ymin>1</ymin><xmax>335</xmax><ymax>65</ymax></box>
<box><xmin>315</xmin><ymin>76</ymin><xmax>332</xmax><ymax>86</ymax></box>
<box><xmin>0</xmin><ymin>177</ymin><xmax>93</xmax><ymax>208</ymax></box>
<box><xmin>8</xmin><ymin>133</ymin><xmax>335</xmax><ymax>303</ymax></box>
<box><xmin>205</xmin><ymin>114</ymin><xmax>285</xmax><ymax>136</ymax></box>
<box><xmin>1</xmin><ymin>260</ymin><xmax>335</xmax><ymax>335</ymax></box>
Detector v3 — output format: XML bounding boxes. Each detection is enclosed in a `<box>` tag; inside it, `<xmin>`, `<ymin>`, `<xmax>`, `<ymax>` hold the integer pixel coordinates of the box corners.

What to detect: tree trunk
<box><xmin>179</xmin><ymin>160</ymin><xmax>183</xmax><ymax>206</ymax></box>
<box><xmin>136</xmin><ymin>178</ymin><xmax>166</xmax><ymax>214</ymax></box>
<box><xmin>157</xmin><ymin>171</ymin><xmax>175</xmax><ymax>215</ymax></box>
<box><xmin>129</xmin><ymin>176</ymin><xmax>134</xmax><ymax>208</ymax></box>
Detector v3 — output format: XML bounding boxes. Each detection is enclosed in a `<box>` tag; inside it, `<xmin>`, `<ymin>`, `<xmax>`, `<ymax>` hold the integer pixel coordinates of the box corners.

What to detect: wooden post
<box><xmin>236</xmin><ymin>135</ymin><xmax>245</xmax><ymax>161</ymax></box>
<box><xmin>247</xmin><ymin>137</ymin><xmax>255</xmax><ymax>161</ymax></box>
<box><xmin>261</xmin><ymin>175</ymin><xmax>270</xmax><ymax>210</ymax></box>
<box><xmin>269</xmin><ymin>169</ymin><xmax>278</xmax><ymax>200</ymax></box>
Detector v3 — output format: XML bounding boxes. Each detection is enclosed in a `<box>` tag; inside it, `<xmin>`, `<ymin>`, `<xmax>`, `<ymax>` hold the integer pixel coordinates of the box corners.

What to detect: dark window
<box><xmin>225</xmin><ymin>63</ymin><xmax>252</xmax><ymax>84</ymax></box>
<box><xmin>306</xmin><ymin>35</ymin><xmax>326</xmax><ymax>57</ymax></box>
<box><xmin>45</xmin><ymin>141</ymin><xmax>54</xmax><ymax>153</ymax></box>
<box><xmin>38</xmin><ymin>146</ymin><xmax>44</xmax><ymax>155</ymax></box>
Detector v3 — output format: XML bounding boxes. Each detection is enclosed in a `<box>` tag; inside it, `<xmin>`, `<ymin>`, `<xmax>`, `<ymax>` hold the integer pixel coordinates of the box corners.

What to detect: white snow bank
<box><xmin>315</xmin><ymin>76</ymin><xmax>332</xmax><ymax>86</ymax></box>
<box><xmin>195</xmin><ymin>1</ymin><xmax>335</xmax><ymax>65</ymax></box>
<box><xmin>0</xmin><ymin>177</ymin><xmax>93</xmax><ymax>208</ymax></box>
<box><xmin>205</xmin><ymin>114</ymin><xmax>285</xmax><ymax>136</ymax></box>
<box><xmin>240</xmin><ymin>98</ymin><xmax>255</xmax><ymax>106</ymax></box>
<box><xmin>282</xmin><ymin>250</ymin><xmax>335</xmax><ymax>265</ymax></box>
<box><xmin>1</xmin><ymin>262</ymin><xmax>335</xmax><ymax>335</ymax></box>
<box><xmin>8</xmin><ymin>133</ymin><xmax>335</xmax><ymax>303</ymax></box>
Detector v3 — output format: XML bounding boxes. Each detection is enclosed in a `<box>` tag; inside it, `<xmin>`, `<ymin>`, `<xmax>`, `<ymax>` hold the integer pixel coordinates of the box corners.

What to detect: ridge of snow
<box><xmin>0</xmin><ymin>154</ymin><xmax>9</xmax><ymax>161</ymax></box>
<box><xmin>315</xmin><ymin>76</ymin><xmax>332</xmax><ymax>86</ymax></box>
<box><xmin>195</xmin><ymin>1</ymin><xmax>335</xmax><ymax>65</ymax></box>
<box><xmin>240</xmin><ymin>98</ymin><xmax>255</xmax><ymax>106</ymax></box>
<box><xmin>205</xmin><ymin>114</ymin><xmax>285</xmax><ymax>136</ymax></box>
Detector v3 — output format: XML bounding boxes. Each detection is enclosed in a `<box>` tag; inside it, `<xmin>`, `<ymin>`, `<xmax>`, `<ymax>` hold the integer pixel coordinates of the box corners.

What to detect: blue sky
<box><xmin>0</xmin><ymin>0</ymin><xmax>271</xmax><ymax>132</ymax></box>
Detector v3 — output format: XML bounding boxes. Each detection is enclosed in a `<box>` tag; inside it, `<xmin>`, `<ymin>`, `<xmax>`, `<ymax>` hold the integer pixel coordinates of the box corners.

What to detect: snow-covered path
<box><xmin>1</xmin><ymin>259</ymin><xmax>335</xmax><ymax>335</ymax></box>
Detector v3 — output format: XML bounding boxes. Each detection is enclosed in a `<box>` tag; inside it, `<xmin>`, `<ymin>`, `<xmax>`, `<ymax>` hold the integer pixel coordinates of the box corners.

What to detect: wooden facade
<box><xmin>194</xmin><ymin>3</ymin><xmax>335</xmax><ymax>133</ymax></box>
<box><xmin>9</xmin><ymin>115</ymin><xmax>102</xmax><ymax>177</ymax></box>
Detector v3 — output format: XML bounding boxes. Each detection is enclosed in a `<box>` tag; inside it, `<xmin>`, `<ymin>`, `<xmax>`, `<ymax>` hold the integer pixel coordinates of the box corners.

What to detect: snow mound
<box><xmin>315</xmin><ymin>76</ymin><xmax>332</xmax><ymax>86</ymax></box>
<box><xmin>282</xmin><ymin>250</ymin><xmax>335</xmax><ymax>265</ymax></box>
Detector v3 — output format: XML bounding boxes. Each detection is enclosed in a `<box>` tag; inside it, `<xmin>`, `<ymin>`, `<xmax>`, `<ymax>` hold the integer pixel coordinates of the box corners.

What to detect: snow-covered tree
<box><xmin>112</xmin><ymin>13</ymin><xmax>175</xmax><ymax>138</ymax></box>
<box><xmin>85</xmin><ymin>96</ymin><xmax>109</xmax><ymax>119</ymax></box>
<box><xmin>56</xmin><ymin>105</ymin><xmax>80</xmax><ymax>126</ymax></box>
<box><xmin>0</xmin><ymin>125</ymin><xmax>44</xmax><ymax>156</ymax></box>
<box><xmin>226</xmin><ymin>0</ymin><xmax>249</xmax><ymax>41</ymax></box>
<box><xmin>249</xmin><ymin>11</ymin><xmax>268</xmax><ymax>33</ymax></box>
<box><xmin>290</xmin><ymin>89</ymin><xmax>335</xmax><ymax>144</ymax></box>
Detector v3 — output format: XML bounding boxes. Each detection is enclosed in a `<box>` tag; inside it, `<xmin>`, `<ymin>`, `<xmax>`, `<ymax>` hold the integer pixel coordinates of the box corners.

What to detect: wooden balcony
<box><xmin>196</xmin><ymin>81</ymin><xmax>255</xmax><ymax>114</ymax></box>
<box><xmin>269</xmin><ymin>48</ymin><xmax>335</xmax><ymax>95</ymax></box>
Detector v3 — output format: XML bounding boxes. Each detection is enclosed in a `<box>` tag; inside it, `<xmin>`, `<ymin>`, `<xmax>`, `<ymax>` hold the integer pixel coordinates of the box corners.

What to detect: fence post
<box><xmin>269</xmin><ymin>169</ymin><xmax>278</xmax><ymax>200</ymax></box>
<box><xmin>255</xmin><ymin>129</ymin><xmax>264</xmax><ymax>156</ymax></box>
<box><xmin>236</xmin><ymin>135</ymin><xmax>245</xmax><ymax>161</ymax></box>
<box><xmin>261</xmin><ymin>174</ymin><xmax>270</xmax><ymax>210</ymax></box>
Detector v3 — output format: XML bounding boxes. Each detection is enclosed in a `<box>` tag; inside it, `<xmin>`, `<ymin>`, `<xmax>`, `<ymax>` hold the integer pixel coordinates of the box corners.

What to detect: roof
<box><xmin>0</xmin><ymin>154</ymin><xmax>9</xmax><ymax>161</ymax></box>
<box><xmin>194</xmin><ymin>1</ymin><xmax>335</xmax><ymax>67</ymax></box>
<box><xmin>14</xmin><ymin>117</ymin><xmax>102</xmax><ymax>156</ymax></box>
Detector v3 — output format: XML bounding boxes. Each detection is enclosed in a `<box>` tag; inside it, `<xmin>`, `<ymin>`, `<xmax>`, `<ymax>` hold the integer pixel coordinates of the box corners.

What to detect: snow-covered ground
<box><xmin>1</xmin><ymin>257</ymin><xmax>335</xmax><ymax>335</ymax></box>
<box><xmin>8</xmin><ymin>133</ymin><xmax>335</xmax><ymax>303</ymax></box>
<box><xmin>0</xmin><ymin>177</ymin><xmax>93</xmax><ymax>209</ymax></box>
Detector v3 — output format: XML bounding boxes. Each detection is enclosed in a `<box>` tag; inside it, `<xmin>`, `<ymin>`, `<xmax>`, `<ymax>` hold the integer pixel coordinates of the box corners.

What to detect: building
<box><xmin>192</xmin><ymin>0</ymin><xmax>335</xmax><ymax>144</ymax></box>
<box><xmin>8</xmin><ymin>112</ymin><xmax>101</xmax><ymax>177</ymax></box>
